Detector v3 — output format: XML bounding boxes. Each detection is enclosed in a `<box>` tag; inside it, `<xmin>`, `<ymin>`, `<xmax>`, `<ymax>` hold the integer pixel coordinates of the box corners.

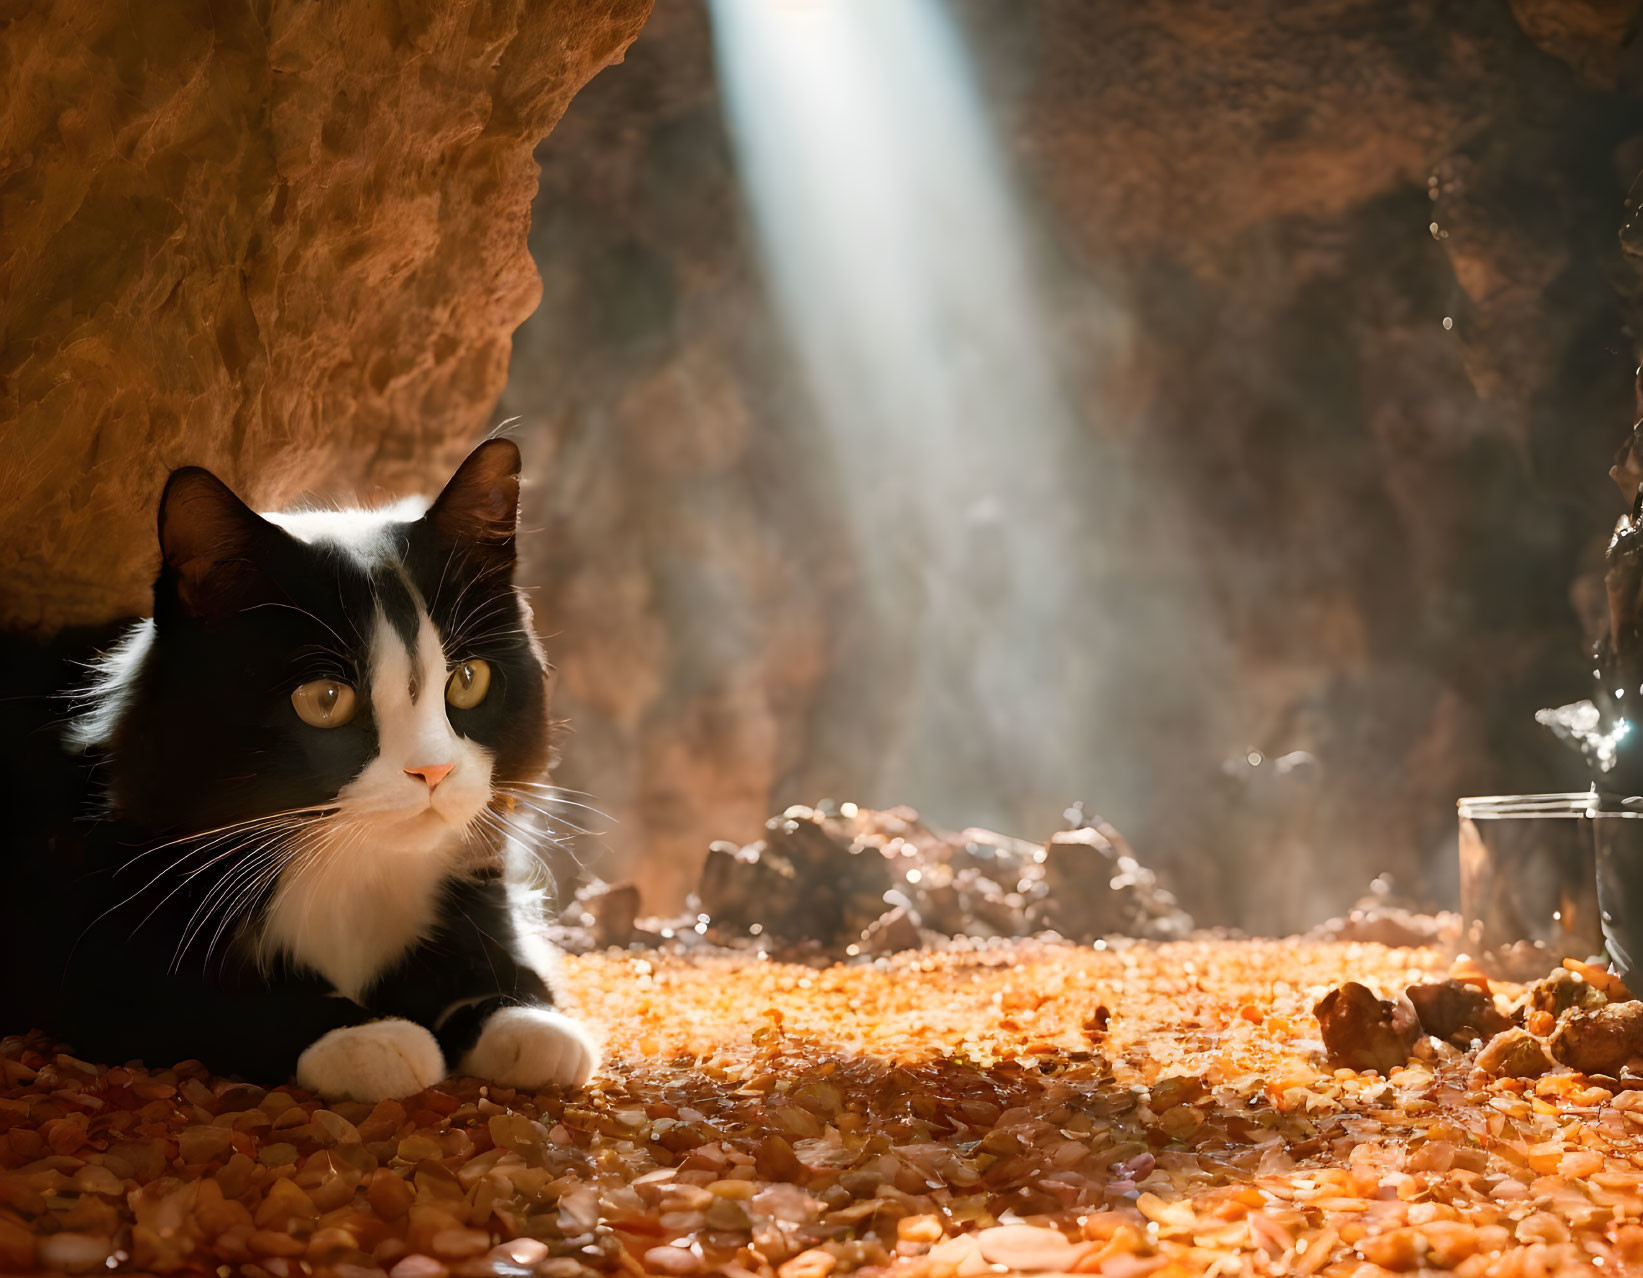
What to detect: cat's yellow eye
<box><xmin>291</xmin><ymin>679</ymin><xmax>357</xmax><ymax>729</ymax></box>
<box><xmin>446</xmin><ymin>659</ymin><xmax>491</xmax><ymax>710</ymax></box>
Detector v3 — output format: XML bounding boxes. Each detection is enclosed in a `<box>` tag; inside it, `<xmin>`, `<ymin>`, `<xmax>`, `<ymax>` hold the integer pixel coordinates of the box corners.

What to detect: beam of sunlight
<box><xmin>708</xmin><ymin>0</ymin><xmax>1113</xmax><ymax>830</ymax></box>
<box><xmin>706</xmin><ymin>0</ymin><xmax>1143</xmax><ymax>831</ymax></box>
<box><xmin>706</xmin><ymin>0</ymin><xmax>1143</xmax><ymax>827</ymax></box>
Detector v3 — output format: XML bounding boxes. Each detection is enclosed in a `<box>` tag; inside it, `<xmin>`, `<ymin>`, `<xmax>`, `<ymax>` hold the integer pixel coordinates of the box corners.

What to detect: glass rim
<box><xmin>1457</xmin><ymin>791</ymin><xmax>1643</xmax><ymax>819</ymax></box>
<box><xmin>1457</xmin><ymin>792</ymin><xmax>1593</xmax><ymax>819</ymax></box>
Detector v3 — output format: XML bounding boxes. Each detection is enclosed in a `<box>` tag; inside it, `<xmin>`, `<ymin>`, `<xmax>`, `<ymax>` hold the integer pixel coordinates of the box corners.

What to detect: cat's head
<box><xmin>78</xmin><ymin>440</ymin><xmax>551</xmax><ymax>856</ymax></box>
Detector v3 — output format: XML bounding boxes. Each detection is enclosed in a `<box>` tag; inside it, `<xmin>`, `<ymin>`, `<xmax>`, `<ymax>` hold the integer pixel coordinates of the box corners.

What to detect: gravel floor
<box><xmin>3</xmin><ymin>940</ymin><xmax>1640</xmax><ymax>1276</ymax></box>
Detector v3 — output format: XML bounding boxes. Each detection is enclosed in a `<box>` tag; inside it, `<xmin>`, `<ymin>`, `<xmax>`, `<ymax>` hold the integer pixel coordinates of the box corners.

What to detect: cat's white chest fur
<box><xmin>258</xmin><ymin>846</ymin><xmax>454</xmax><ymax>999</ymax></box>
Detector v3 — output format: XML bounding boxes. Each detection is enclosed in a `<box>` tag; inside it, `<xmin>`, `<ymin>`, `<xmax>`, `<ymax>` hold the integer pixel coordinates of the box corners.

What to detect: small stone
<box><xmin>1551</xmin><ymin>1000</ymin><xmax>1643</xmax><ymax>1075</ymax></box>
<box><xmin>313</xmin><ymin>1109</ymin><xmax>362</xmax><ymax>1145</ymax></box>
<box><xmin>248</xmin><ymin>1229</ymin><xmax>310</xmax><ymax>1258</ymax></box>
<box><xmin>974</xmin><ymin>1225</ymin><xmax>1088</xmax><ymax>1272</ymax></box>
<box><xmin>390</xmin><ymin>1257</ymin><xmax>450</xmax><ymax>1278</ymax></box>
<box><xmin>216</xmin><ymin>1082</ymin><xmax>267</xmax><ymax>1109</ymax></box>
<box><xmin>36</xmin><ymin>1232</ymin><xmax>113</xmax><ymax>1274</ymax></box>
<box><xmin>307</xmin><ymin>1228</ymin><xmax>361</xmax><ymax>1262</ymax></box>
<box><xmin>581</xmin><ymin>880</ymin><xmax>642</xmax><ymax>948</ymax></box>
<box><xmin>490</xmin><ymin>1239</ymin><xmax>549</xmax><ymax>1267</ymax></box>
<box><xmin>396</xmin><ymin>1133</ymin><xmax>444</xmax><ymax>1162</ymax></box>
<box><xmin>368</xmin><ymin>1168</ymin><xmax>417</xmax><ymax>1220</ymax></box>
<box><xmin>71</xmin><ymin>1163</ymin><xmax>124</xmax><ymax>1196</ymax></box>
<box><xmin>1476</xmin><ymin>1028</ymin><xmax>1555</xmax><ymax>1079</ymax></box>
<box><xmin>0</xmin><ymin>1218</ymin><xmax>35</xmax><ymax>1272</ymax></box>
<box><xmin>643</xmin><ymin>1245</ymin><xmax>702</xmax><ymax>1275</ymax></box>
<box><xmin>106</xmin><ymin>1137</ymin><xmax>168</xmax><ymax>1180</ymax></box>
<box><xmin>429</xmin><ymin>1229</ymin><xmax>491</xmax><ymax>1261</ymax></box>
<box><xmin>1406</xmin><ymin>980</ymin><xmax>1512</xmax><ymax>1046</ymax></box>
<box><xmin>359</xmin><ymin>1099</ymin><xmax>409</xmax><ymax>1142</ymax></box>
<box><xmin>862</xmin><ymin>905</ymin><xmax>922</xmax><ymax>955</ymax></box>
<box><xmin>1526</xmin><ymin>968</ymin><xmax>1609</xmax><ymax>1017</ymax></box>
<box><xmin>254</xmin><ymin>1177</ymin><xmax>318</xmax><ymax>1229</ymax></box>
<box><xmin>1314</xmin><ymin>982</ymin><xmax>1420</xmax><ymax>1074</ymax></box>
<box><xmin>898</xmin><ymin>1215</ymin><xmax>944</xmax><ymax>1244</ymax></box>
<box><xmin>705</xmin><ymin>1196</ymin><xmax>752</xmax><ymax>1231</ymax></box>
<box><xmin>177</xmin><ymin>1124</ymin><xmax>235</xmax><ymax>1164</ymax></box>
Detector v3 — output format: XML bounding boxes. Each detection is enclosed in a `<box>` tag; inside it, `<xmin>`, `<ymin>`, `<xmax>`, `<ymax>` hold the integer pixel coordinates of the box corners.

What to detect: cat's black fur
<box><xmin>0</xmin><ymin>441</ymin><xmax>586</xmax><ymax>1092</ymax></box>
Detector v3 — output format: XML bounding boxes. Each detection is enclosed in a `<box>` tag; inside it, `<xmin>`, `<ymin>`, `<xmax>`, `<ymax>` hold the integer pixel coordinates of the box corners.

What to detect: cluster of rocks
<box><xmin>1306</xmin><ymin>875</ymin><xmax>1460</xmax><ymax>950</ymax></box>
<box><xmin>558</xmin><ymin>802</ymin><xmax>1193</xmax><ymax>958</ymax></box>
<box><xmin>1315</xmin><ymin>959</ymin><xmax>1643</xmax><ymax>1082</ymax></box>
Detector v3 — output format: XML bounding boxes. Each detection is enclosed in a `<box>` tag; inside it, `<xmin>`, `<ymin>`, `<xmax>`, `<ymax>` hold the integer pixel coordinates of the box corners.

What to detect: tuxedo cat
<box><xmin>0</xmin><ymin>440</ymin><xmax>597</xmax><ymax>1102</ymax></box>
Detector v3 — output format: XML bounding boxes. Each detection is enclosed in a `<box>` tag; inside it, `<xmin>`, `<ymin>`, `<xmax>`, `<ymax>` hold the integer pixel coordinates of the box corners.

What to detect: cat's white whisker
<box><xmin>113</xmin><ymin>804</ymin><xmax>341</xmax><ymax>875</ymax></box>
<box><xmin>177</xmin><ymin>834</ymin><xmax>303</xmax><ymax>974</ymax></box>
<box><xmin>172</xmin><ymin>836</ymin><xmax>298</xmax><ymax>971</ymax></box>
<box><xmin>162</xmin><ymin>814</ymin><xmax>337</xmax><ymax>957</ymax></box>
<box><xmin>497</xmin><ymin>784</ymin><xmax>615</xmax><ymax>824</ymax></box>
<box><xmin>80</xmin><ymin>811</ymin><xmax>333</xmax><ymax>957</ymax></box>
<box><xmin>494</xmin><ymin>792</ymin><xmax>602</xmax><ymax>838</ymax></box>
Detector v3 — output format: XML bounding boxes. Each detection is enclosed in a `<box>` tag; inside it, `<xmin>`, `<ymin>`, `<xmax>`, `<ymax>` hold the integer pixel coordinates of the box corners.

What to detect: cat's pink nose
<box><xmin>404</xmin><ymin>763</ymin><xmax>454</xmax><ymax>790</ymax></box>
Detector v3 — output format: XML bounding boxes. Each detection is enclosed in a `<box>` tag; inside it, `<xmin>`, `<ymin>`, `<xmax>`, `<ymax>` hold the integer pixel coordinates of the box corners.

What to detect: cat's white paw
<box><xmin>296</xmin><ymin>1019</ymin><xmax>445</xmax><ymax>1102</ymax></box>
<box><xmin>460</xmin><ymin>1005</ymin><xmax>599</xmax><ymax>1089</ymax></box>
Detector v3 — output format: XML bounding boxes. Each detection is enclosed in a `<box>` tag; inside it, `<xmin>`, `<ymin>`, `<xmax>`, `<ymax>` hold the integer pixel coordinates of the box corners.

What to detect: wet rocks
<box><xmin>698</xmin><ymin>807</ymin><xmax>896</xmax><ymax>943</ymax></box>
<box><xmin>861</xmin><ymin>905</ymin><xmax>922</xmax><ymax>955</ymax></box>
<box><xmin>571</xmin><ymin>801</ymin><xmax>1193</xmax><ymax>959</ymax></box>
<box><xmin>1311</xmin><ymin>903</ymin><xmax>1458</xmax><ymax>949</ymax></box>
<box><xmin>1038</xmin><ymin>825</ymin><xmax>1193</xmax><ymax>944</ymax></box>
<box><xmin>1475</xmin><ymin>1028</ymin><xmax>1555</xmax><ymax>1079</ymax></box>
<box><xmin>1524</xmin><ymin>968</ymin><xmax>1611</xmax><ymax>1018</ymax></box>
<box><xmin>578</xmin><ymin>880</ymin><xmax>643</xmax><ymax>949</ymax></box>
<box><xmin>693</xmin><ymin>802</ymin><xmax>1190</xmax><ymax>957</ymax></box>
<box><xmin>1406</xmin><ymin>981</ymin><xmax>1513</xmax><ymax>1047</ymax></box>
<box><xmin>974</xmin><ymin>1224</ymin><xmax>1091</xmax><ymax>1272</ymax></box>
<box><xmin>1313</xmin><ymin>983</ymin><xmax>1420</xmax><ymax>1074</ymax></box>
<box><xmin>1550</xmin><ymin>1001</ymin><xmax>1643</xmax><ymax>1076</ymax></box>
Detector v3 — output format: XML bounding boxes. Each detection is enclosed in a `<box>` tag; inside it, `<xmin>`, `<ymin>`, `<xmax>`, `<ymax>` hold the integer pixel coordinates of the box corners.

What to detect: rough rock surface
<box><xmin>1550</xmin><ymin>999</ymin><xmax>1643</xmax><ymax>1074</ymax></box>
<box><xmin>1405</xmin><ymin>980</ymin><xmax>1513</xmax><ymax>1047</ymax></box>
<box><xmin>557</xmin><ymin>802</ymin><xmax>1191</xmax><ymax>959</ymax></box>
<box><xmin>1313</xmin><ymin>982</ymin><xmax>1421</xmax><ymax>1075</ymax></box>
<box><xmin>1526</xmin><ymin>967</ymin><xmax>1613</xmax><ymax>1018</ymax></box>
<box><xmin>0</xmin><ymin>0</ymin><xmax>652</xmax><ymax>633</ymax></box>
<box><xmin>501</xmin><ymin>0</ymin><xmax>1643</xmax><ymax>923</ymax></box>
<box><xmin>1475</xmin><ymin>1026</ymin><xmax>1556</xmax><ymax>1079</ymax></box>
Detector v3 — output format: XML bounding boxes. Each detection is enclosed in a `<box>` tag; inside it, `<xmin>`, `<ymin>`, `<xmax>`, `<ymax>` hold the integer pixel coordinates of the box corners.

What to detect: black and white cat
<box><xmin>0</xmin><ymin>440</ymin><xmax>597</xmax><ymax>1102</ymax></box>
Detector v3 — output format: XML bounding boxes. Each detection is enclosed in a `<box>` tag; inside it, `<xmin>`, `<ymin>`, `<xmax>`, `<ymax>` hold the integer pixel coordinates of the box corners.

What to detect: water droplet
<box><xmin>1442</xmin><ymin>316</ymin><xmax>1454</xmax><ymax>331</ymax></box>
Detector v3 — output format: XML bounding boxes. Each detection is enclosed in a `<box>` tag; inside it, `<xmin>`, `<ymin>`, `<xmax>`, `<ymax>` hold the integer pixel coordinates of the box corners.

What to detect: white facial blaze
<box><xmin>259</xmin><ymin>603</ymin><xmax>497</xmax><ymax>1000</ymax></box>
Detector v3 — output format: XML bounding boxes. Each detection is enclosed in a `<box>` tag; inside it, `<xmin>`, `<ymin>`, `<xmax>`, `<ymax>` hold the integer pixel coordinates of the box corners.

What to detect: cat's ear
<box><xmin>423</xmin><ymin>439</ymin><xmax>520</xmax><ymax>550</ymax></box>
<box><xmin>157</xmin><ymin>467</ymin><xmax>279</xmax><ymax>619</ymax></box>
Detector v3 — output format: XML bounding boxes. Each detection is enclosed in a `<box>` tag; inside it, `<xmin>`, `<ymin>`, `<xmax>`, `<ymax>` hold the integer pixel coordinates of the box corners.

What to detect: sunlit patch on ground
<box><xmin>6</xmin><ymin>941</ymin><xmax>1643</xmax><ymax>1276</ymax></box>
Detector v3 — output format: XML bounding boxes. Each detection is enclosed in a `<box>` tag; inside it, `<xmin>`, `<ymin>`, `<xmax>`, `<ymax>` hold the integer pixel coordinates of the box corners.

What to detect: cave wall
<box><xmin>0</xmin><ymin>0</ymin><xmax>651</xmax><ymax>634</ymax></box>
<box><xmin>503</xmin><ymin>0</ymin><xmax>1643</xmax><ymax>930</ymax></box>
